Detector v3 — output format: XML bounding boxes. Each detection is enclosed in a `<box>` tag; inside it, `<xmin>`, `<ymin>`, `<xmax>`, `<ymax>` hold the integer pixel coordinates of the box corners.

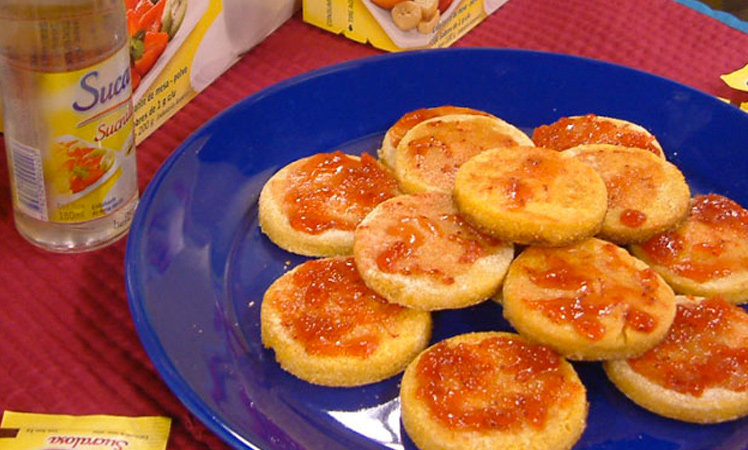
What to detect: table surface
<box><xmin>2</xmin><ymin>0</ymin><xmax>748</xmax><ymax>448</ymax></box>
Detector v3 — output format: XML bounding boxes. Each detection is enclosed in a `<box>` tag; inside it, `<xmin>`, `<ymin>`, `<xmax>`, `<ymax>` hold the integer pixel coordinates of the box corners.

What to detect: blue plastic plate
<box><xmin>125</xmin><ymin>48</ymin><xmax>748</xmax><ymax>450</ymax></box>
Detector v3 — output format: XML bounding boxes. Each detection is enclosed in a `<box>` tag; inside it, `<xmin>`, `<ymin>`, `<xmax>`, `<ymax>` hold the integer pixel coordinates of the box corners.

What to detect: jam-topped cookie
<box><xmin>393</xmin><ymin>113</ymin><xmax>533</xmax><ymax>194</ymax></box>
<box><xmin>630</xmin><ymin>193</ymin><xmax>748</xmax><ymax>304</ymax></box>
<box><xmin>378</xmin><ymin>105</ymin><xmax>496</xmax><ymax>169</ymax></box>
<box><xmin>400</xmin><ymin>332</ymin><xmax>588</xmax><ymax>450</ymax></box>
<box><xmin>562</xmin><ymin>144</ymin><xmax>690</xmax><ymax>244</ymax></box>
<box><xmin>258</xmin><ymin>151</ymin><xmax>401</xmax><ymax>256</ymax></box>
<box><xmin>532</xmin><ymin>114</ymin><xmax>664</xmax><ymax>158</ymax></box>
<box><xmin>353</xmin><ymin>192</ymin><xmax>514</xmax><ymax>311</ymax></box>
<box><xmin>454</xmin><ymin>146</ymin><xmax>607</xmax><ymax>246</ymax></box>
<box><xmin>605</xmin><ymin>295</ymin><xmax>748</xmax><ymax>423</ymax></box>
<box><xmin>261</xmin><ymin>256</ymin><xmax>432</xmax><ymax>387</ymax></box>
<box><xmin>501</xmin><ymin>238</ymin><xmax>677</xmax><ymax>360</ymax></box>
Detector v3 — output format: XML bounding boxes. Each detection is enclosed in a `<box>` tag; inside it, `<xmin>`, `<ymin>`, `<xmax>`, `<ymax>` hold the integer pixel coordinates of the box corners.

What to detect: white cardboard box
<box><xmin>0</xmin><ymin>0</ymin><xmax>299</xmax><ymax>144</ymax></box>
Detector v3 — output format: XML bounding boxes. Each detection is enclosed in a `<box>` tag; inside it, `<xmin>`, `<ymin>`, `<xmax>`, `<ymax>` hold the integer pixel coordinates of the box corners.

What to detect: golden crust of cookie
<box><xmin>501</xmin><ymin>238</ymin><xmax>677</xmax><ymax>360</ymax></box>
<box><xmin>532</xmin><ymin>114</ymin><xmax>664</xmax><ymax>158</ymax></box>
<box><xmin>378</xmin><ymin>105</ymin><xmax>496</xmax><ymax>169</ymax></box>
<box><xmin>453</xmin><ymin>146</ymin><xmax>607</xmax><ymax>247</ymax></box>
<box><xmin>353</xmin><ymin>192</ymin><xmax>514</xmax><ymax>311</ymax></box>
<box><xmin>258</xmin><ymin>151</ymin><xmax>400</xmax><ymax>257</ymax></box>
<box><xmin>261</xmin><ymin>256</ymin><xmax>432</xmax><ymax>387</ymax></box>
<box><xmin>630</xmin><ymin>194</ymin><xmax>748</xmax><ymax>304</ymax></box>
<box><xmin>393</xmin><ymin>114</ymin><xmax>533</xmax><ymax>194</ymax></box>
<box><xmin>400</xmin><ymin>331</ymin><xmax>588</xmax><ymax>450</ymax></box>
<box><xmin>561</xmin><ymin>144</ymin><xmax>690</xmax><ymax>244</ymax></box>
<box><xmin>604</xmin><ymin>295</ymin><xmax>748</xmax><ymax>423</ymax></box>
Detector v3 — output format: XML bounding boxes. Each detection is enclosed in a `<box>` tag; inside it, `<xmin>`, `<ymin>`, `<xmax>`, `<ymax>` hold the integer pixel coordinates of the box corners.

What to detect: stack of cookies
<box><xmin>257</xmin><ymin>106</ymin><xmax>748</xmax><ymax>450</ymax></box>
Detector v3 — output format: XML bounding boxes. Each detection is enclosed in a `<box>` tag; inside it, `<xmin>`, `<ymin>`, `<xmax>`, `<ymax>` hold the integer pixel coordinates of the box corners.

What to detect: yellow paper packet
<box><xmin>0</xmin><ymin>411</ymin><xmax>171</xmax><ymax>450</ymax></box>
<box><xmin>721</xmin><ymin>63</ymin><xmax>748</xmax><ymax>114</ymax></box>
<box><xmin>721</xmin><ymin>63</ymin><xmax>748</xmax><ymax>93</ymax></box>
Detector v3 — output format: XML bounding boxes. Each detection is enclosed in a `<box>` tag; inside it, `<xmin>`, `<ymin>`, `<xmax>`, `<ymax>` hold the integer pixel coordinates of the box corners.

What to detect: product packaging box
<box><xmin>0</xmin><ymin>0</ymin><xmax>299</xmax><ymax>144</ymax></box>
<box><xmin>302</xmin><ymin>0</ymin><xmax>509</xmax><ymax>52</ymax></box>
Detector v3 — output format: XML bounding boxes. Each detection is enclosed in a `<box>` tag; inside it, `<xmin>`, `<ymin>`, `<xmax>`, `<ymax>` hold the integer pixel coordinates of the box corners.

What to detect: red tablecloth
<box><xmin>2</xmin><ymin>0</ymin><xmax>748</xmax><ymax>448</ymax></box>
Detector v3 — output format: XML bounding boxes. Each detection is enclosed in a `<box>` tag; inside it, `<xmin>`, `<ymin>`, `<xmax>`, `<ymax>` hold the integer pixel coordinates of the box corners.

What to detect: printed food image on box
<box><xmin>362</xmin><ymin>0</ymin><xmax>461</xmax><ymax>49</ymax></box>
<box><xmin>129</xmin><ymin>0</ymin><xmax>298</xmax><ymax>143</ymax></box>
<box><xmin>126</xmin><ymin>0</ymin><xmax>209</xmax><ymax>102</ymax></box>
<box><xmin>303</xmin><ymin>0</ymin><xmax>510</xmax><ymax>51</ymax></box>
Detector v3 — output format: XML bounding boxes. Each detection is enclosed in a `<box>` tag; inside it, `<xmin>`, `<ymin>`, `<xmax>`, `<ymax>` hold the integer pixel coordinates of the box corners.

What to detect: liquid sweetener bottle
<box><xmin>0</xmin><ymin>0</ymin><xmax>139</xmax><ymax>252</ymax></box>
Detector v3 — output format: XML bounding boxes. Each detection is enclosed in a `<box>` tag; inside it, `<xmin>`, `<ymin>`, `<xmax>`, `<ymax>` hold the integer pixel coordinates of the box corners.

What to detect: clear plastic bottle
<box><xmin>0</xmin><ymin>0</ymin><xmax>138</xmax><ymax>252</ymax></box>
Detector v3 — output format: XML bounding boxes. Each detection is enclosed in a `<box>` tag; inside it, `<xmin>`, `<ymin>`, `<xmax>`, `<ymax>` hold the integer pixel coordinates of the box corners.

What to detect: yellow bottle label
<box><xmin>8</xmin><ymin>45</ymin><xmax>137</xmax><ymax>224</ymax></box>
<box><xmin>0</xmin><ymin>411</ymin><xmax>171</xmax><ymax>450</ymax></box>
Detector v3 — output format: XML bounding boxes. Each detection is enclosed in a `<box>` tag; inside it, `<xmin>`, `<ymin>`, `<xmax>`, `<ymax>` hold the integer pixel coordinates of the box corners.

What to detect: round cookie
<box><xmin>400</xmin><ymin>331</ymin><xmax>588</xmax><ymax>450</ymax></box>
<box><xmin>501</xmin><ymin>237</ymin><xmax>677</xmax><ymax>360</ymax></box>
<box><xmin>393</xmin><ymin>113</ymin><xmax>533</xmax><ymax>194</ymax></box>
<box><xmin>562</xmin><ymin>144</ymin><xmax>690</xmax><ymax>244</ymax></box>
<box><xmin>453</xmin><ymin>146</ymin><xmax>607</xmax><ymax>246</ymax></box>
<box><xmin>258</xmin><ymin>151</ymin><xmax>400</xmax><ymax>257</ymax></box>
<box><xmin>378</xmin><ymin>105</ymin><xmax>496</xmax><ymax>169</ymax></box>
<box><xmin>605</xmin><ymin>295</ymin><xmax>748</xmax><ymax>423</ymax></box>
<box><xmin>261</xmin><ymin>256</ymin><xmax>432</xmax><ymax>387</ymax></box>
<box><xmin>630</xmin><ymin>193</ymin><xmax>748</xmax><ymax>304</ymax></box>
<box><xmin>532</xmin><ymin>113</ymin><xmax>664</xmax><ymax>158</ymax></box>
<box><xmin>353</xmin><ymin>192</ymin><xmax>514</xmax><ymax>311</ymax></box>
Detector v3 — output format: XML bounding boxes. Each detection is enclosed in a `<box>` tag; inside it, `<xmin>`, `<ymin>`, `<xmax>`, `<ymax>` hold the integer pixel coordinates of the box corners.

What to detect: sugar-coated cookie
<box><xmin>630</xmin><ymin>193</ymin><xmax>748</xmax><ymax>304</ymax></box>
<box><xmin>562</xmin><ymin>144</ymin><xmax>690</xmax><ymax>244</ymax></box>
<box><xmin>353</xmin><ymin>192</ymin><xmax>514</xmax><ymax>310</ymax></box>
<box><xmin>501</xmin><ymin>238</ymin><xmax>677</xmax><ymax>360</ymax></box>
<box><xmin>261</xmin><ymin>256</ymin><xmax>432</xmax><ymax>387</ymax></box>
<box><xmin>605</xmin><ymin>295</ymin><xmax>748</xmax><ymax>423</ymax></box>
<box><xmin>378</xmin><ymin>105</ymin><xmax>496</xmax><ymax>169</ymax></box>
<box><xmin>532</xmin><ymin>114</ymin><xmax>664</xmax><ymax>158</ymax></box>
<box><xmin>400</xmin><ymin>331</ymin><xmax>588</xmax><ymax>450</ymax></box>
<box><xmin>393</xmin><ymin>114</ymin><xmax>533</xmax><ymax>194</ymax></box>
<box><xmin>258</xmin><ymin>151</ymin><xmax>400</xmax><ymax>256</ymax></box>
<box><xmin>453</xmin><ymin>146</ymin><xmax>607</xmax><ymax>246</ymax></box>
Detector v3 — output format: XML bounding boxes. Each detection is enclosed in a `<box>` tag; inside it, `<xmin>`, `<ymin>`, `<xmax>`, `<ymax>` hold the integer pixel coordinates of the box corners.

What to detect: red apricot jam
<box><xmin>525</xmin><ymin>243</ymin><xmax>660</xmax><ymax>341</ymax></box>
<box><xmin>375</xmin><ymin>211</ymin><xmax>502</xmax><ymax>284</ymax></box>
<box><xmin>532</xmin><ymin>114</ymin><xmax>661</xmax><ymax>155</ymax></box>
<box><xmin>497</xmin><ymin>153</ymin><xmax>565</xmax><ymax>210</ymax></box>
<box><xmin>691</xmin><ymin>193</ymin><xmax>748</xmax><ymax>232</ymax></box>
<box><xmin>389</xmin><ymin>106</ymin><xmax>491</xmax><ymax>147</ymax></box>
<box><xmin>628</xmin><ymin>296</ymin><xmax>748</xmax><ymax>396</ymax></box>
<box><xmin>415</xmin><ymin>335</ymin><xmax>580</xmax><ymax>431</ymax></box>
<box><xmin>638</xmin><ymin>194</ymin><xmax>748</xmax><ymax>282</ymax></box>
<box><xmin>279</xmin><ymin>257</ymin><xmax>404</xmax><ymax>357</ymax></box>
<box><xmin>620</xmin><ymin>209</ymin><xmax>647</xmax><ymax>228</ymax></box>
<box><xmin>284</xmin><ymin>152</ymin><xmax>399</xmax><ymax>234</ymax></box>
<box><xmin>404</xmin><ymin>119</ymin><xmax>520</xmax><ymax>191</ymax></box>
